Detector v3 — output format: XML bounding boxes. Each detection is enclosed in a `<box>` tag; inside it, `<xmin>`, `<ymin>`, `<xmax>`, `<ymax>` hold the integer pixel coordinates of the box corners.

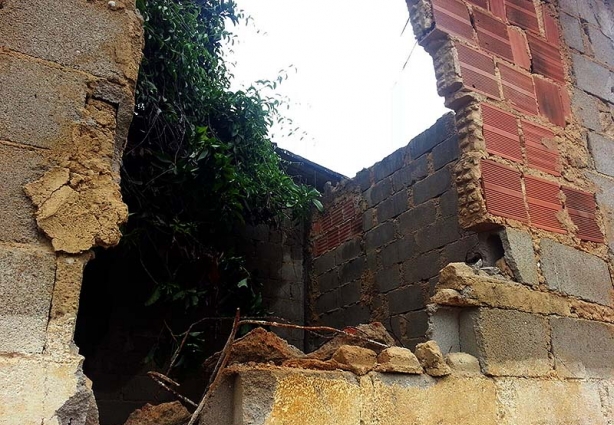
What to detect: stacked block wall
<box><xmin>0</xmin><ymin>1</ymin><xmax>143</xmax><ymax>423</ymax></box>
<box><xmin>407</xmin><ymin>0</ymin><xmax>614</xmax><ymax>383</ymax></box>
<box><xmin>308</xmin><ymin>113</ymin><xmax>479</xmax><ymax>350</ymax></box>
<box><xmin>407</xmin><ymin>0</ymin><xmax>614</xmax><ymax>302</ymax></box>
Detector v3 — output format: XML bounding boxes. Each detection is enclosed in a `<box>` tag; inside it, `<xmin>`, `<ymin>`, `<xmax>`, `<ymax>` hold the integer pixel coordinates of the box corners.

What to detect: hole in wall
<box><xmin>73</xmin><ymin>2</ymin><xmax>448</xmax><ymax>424</ymax></box>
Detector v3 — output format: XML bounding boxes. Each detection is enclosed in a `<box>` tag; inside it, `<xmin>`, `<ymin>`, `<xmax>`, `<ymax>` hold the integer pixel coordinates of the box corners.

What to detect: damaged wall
<box><xmin>0</xmin><ymin>1</ymin><xmax>143</xmax><ymax>424</ymax></box>
<box><xmin>308</xmin><ymin>113</ymin><xmax>481</xmax><ymax>350</ymax></box>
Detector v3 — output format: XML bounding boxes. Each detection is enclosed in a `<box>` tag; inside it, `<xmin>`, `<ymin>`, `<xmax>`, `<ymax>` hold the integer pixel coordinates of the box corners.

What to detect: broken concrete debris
<box><xmin>332</xmin><ymin>345</ymin><xmax>378</xmax><ymax>375</ymax></box>
<box><xmin>414</xmin><ymin>340</ymin><xmax>452</xmax><ymax>377</ymax></box>
<box><xmin>375</xmin><ymin>346</ymin><xmax>423</xmax><ymax>374</ymax></box>
<box><xmin>123</xmin><ymin>401</ymin><xmax>190</xmax><ymax>425</ymax></box>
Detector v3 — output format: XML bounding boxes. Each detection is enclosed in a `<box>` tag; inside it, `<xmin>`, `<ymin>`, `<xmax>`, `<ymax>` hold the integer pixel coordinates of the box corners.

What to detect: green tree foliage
<box><xmin>123</xmin><ymin>0</ymin><xmax>319</xmax><ymax>325</ymax></box>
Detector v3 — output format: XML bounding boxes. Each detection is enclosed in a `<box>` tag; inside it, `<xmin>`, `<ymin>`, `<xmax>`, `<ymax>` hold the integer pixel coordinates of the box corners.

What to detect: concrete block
<box><xmin>572</xmin><ymin>53</ymin><xmax>614</xmax><ymax>103</ymax></box>
<box><xmin>338</xmin><ymin>281</ymin><xmax>361</xmax><ymax>306</ymax></box>
<box><xmin>388</xmin><ymin>285</ymin><xmax>424</xmax><ymax>315</ymax></box>
<box><xmin>571</xmin><ymin>88</ymin><xmax>602</xmax><ymax>132</ymax></box>
<box><xmin>335</xmin><ymin>238</ymin><xmax>362</xmax><ymax>265</ymax></box>
<box><xmin>414</xmin><ymin>216</ymin><xmax>460</xmax><ymax>252</ymax></box>
<box><xmin>495</xmin><ymin>378</ymin><xmax>609</xmax><ymax>425</ymax></box>
<box><xmin>443</xmin><ymin>235</ymin><xmax>479</xmax><ymax>263</ymax></box>
<box><xmin>381</xmin><ymin>237</ymin><xmax>416</xmax><ymax>267</ymax></box>
<box><xmin>392</xmin><ymin>155</ymin><xmax>428</xmax><ymax>192</ymax></box>
<box><xmin>364</xmin><ymin>178</ymin><xmax>392</xmax><ymax>207</ymax></box>
<box><xmin>540</xmin><ymin>238</ymin><xmax>612</xmax><ymax>305</ymax></box>
<box><xmin>413</xmin><ymin>167</ymin><xmax>452</xmax><ymax>205</ymax></box>
<box><xmin>372</xmin><ymin>150</ymin><xmax>404</xmax><ymax>183</ymax></box>
<box><xmin>315</xmin><ymin>290</ymin><xmax>338</xmax><ymax>314</ymax></box>
<box><xmin>587</xmin><ymin>172</ymin><xmax>614</xmax><ymax>250</ymax></box>
<box><xmin>399</xmin><ymin>201</ymin><xmax>437</xmax><ymax>236</ymax></box>
<box><xmin>432</xmin><ymin>135</ymin><xmax>460</xmax><ymax>170</ymax></box>
<box><xmin>375</xmin><ymin>266</ymin><xmax>401</xmax><ymax>293</ymax></box>
<box><xmin>343</xmin><ymin>303</ymin><xmax>370</xmax><ymax>326</ymax></box>
<box><xmin>587</xmin><ymin>25</ymin><xmax>614</xmax><ymax>68</ymax></box>
<box><xmin>402</xmin><ymin>310</ymin><xmax>429</xmax><ymax>338</ymax></box>
<box><xmin>459</xmin><ymin>308</ymin><xmax>552</xmax><ymax>377</ymax></box>
<box><xmin>0</xmin><ymin>53</ymin><xmax>89</xmax><ymax>149</ymax></box>
<box><xmin>0</xmin><ymin>0</ymin><xmax>142</xmax><ymax>82</ymax></box>
<box><xmin>0</xmin><ymin>144</ymin><xmax>46</xmax><ymax>244</ymax></box>
<box><xmin>551</xmin><ymin>317</ymin><xmax>614</xmax><ymax>379</ymax></box>
<box><xmin>439</xmin><ymin>189</ymin><xmax>459</xmax><ymax>218</ymax></box>
<box><xmin>499</xmin><ymin>228</ymin><xmax>538</xmax><ymax>286</ymax></box>
<box><xmin>408</xmin><ymin>112</ymin><xmax>456</xmax><ymax>159</ymax></box>
<box><xmin>428</xmin><ymin>307</ymin><xmax>461</xmax><ymax>353</ymax></box>
<box><xmin>589</xmin><ymin>132</ymin><xmax>614</xmax><ymax>177</ymax></box>
<box><xmin>560</xmin><ymin>12</ymin><xmax>585</xmax><ymax>52</ymax></box>
<box><xmin>339</xmin><ymin>257</ymin><xmax>365</xmax><ymax>283</ymax></box>
<box><xmin>317</xmin><ymin>270</ymin><xmax>339</xmax><ymax>292</ymax></box>
<box><xmin>403</xmin><ymin>250</ymin><xmax>442</xmax><ymax>283</ymax></box>
<box><xmin>365</xmin><ymin>222</ymin><xmax>395</xmax><ymax>251</ymax></box>
<box><xmin>313</xmin><ymin>250</ymin><xmax>335</xmax><ymax>275</ymax></box>
<box><xmin>377</xmin><ymin>189</ymin><xmax>408</xmax><ymax>222</ymax></box>
<box><xmin>0</xmin><ymin>245</ymin><xmax>56</xmax><ymax>353</ymax></box>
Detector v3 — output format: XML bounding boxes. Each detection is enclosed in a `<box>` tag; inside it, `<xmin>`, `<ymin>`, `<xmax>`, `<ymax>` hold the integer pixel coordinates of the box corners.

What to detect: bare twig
<box><xmin>237</xmin><ymin>320</ymin><xmax>389</xmax><ymax>349</ymax></box>
<box><xmin>147</xmin><ymin>371</ymin><xmax>197</xmax><ymax>408</ymax></box>
<box><xmin>187</xmin><ymin>308</ymin><xmax>241</xmax><ymax>425</ymax></box>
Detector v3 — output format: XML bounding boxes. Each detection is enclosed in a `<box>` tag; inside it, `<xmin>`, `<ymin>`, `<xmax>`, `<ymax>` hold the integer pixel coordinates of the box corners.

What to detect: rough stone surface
<box><xmin>375</xmin><ymin>346</ymin><xmax>423</xmax><ymax>374</ymax></box>
<box><xmin>123</xmin><ymin>402</ymin><xmax>190</xmax><ymax>425</ymax></box>
<box><xmin>495</xmin><ymin>378</ymin><xmax>609</xmax><ymax>425</ymax></box>
<box><xmin>0</xmin><ymin>143</ymin><xmax>46</xmax><ymax>243</ymax></box>
<box><xmin>499</xmin><ymin>228</ymin><xmax>538</xmax><ymax>286</ymax></box>
<box><xmin>572</xmin><ymin>53</ymin><xmax>614</xmax><ymax>103</ymax></box>
<box><xmin>560</xmin><ymin>12</ymin><xmax>585</xmax><ymax>52</ymax></box>
<box><xmin>0</xmin><ymin>245</ymin><xmax>56</xmax><ymax>353</ymax></box>
<box><xmin>588</xmin><ymin>172</ymin><xmax>614</xmax><ymax>251</ymax></box>
<box><xmin>0</xmin><ymin>0</ymin><xmax>143</xmax><ymax>83</ymax></box>
<box><xmin>445</xmin><ymin>352</ymin><xmax>481</xmax><ymax>375</ymax></box>
<box><xmin>589</xmin><ymin>132</ymin><xmax>614</xmax><ymax>177</ymax></box>
<box><xmin>414</xmin><ymin>340</ymin><xmax>451</xmax><ymax>377</ymax></box>
<box><xmin>0</xmin><ymin>53</ymin><xmax>90</xmax><ymax>149</ymax></box>
<box><xmin>540</xmin><ymin>238</ymin><xmax>612</xmax><ymax>305</ymax></box>
<box><xmin>551</xmin><ymin>317</ymin><xmax>614</xmax><ymax>379</ymax></box>
<box><xmin>24</xmin><ymin>99</ymin><xmax>130</xmax><ymax>253</ymax></box>
<box><xmin>332</xmin><ymin>345</ymin><xmax>377</xmax><ymax>376</ymax></box>
<box><xmin>307</xmin><ymin>322</ymin><xmax>395</xmax><ymax>361</ymax></box>
<box><xmin>227</xmin><ymin>328</ymin><xmax>305</xmax><ymax>365</ymax></box>
<box><xmin>572</xmin><ymin>88</ymin><xmax>602</xmax><ymax>132</ymax></box>
<box><xmin>459</xmin><ymin>308</ymin><xmax>551</xmax><ymax>377</ymax></box>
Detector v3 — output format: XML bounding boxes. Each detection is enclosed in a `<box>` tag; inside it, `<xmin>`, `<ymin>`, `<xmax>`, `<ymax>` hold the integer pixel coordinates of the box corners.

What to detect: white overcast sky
<box><xmin>226</xmin><ymin>0</ymin><xmax>449</xmax><ymax>177</ymax></box>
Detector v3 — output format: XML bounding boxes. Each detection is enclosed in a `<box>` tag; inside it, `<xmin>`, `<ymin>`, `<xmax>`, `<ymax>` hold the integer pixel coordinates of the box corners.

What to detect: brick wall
<box><xmin>308</xmin><ymin>113</ymin><xmax>480</xmax><ymax>350</ymax></box>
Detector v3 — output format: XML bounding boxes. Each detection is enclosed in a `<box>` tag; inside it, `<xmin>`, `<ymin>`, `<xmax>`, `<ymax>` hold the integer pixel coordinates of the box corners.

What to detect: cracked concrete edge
<box><xmin>432</xmin><ymin>262</ymin><xmax>614</xmax><ymax>324</ymax></box>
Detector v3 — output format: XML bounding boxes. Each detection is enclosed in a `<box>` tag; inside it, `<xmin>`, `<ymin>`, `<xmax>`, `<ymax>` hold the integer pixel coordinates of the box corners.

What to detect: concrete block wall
<box><xmin>308</xmin><ymin>113</ymin><xmax>480</xmax><ymax>350</ymax></box>
<box><xmin>400</xmin><ymin>0</ymin><xmax>614</xmax><ymax>389</ymax></box>
<box><xmin>239</xmin><ymin>221</ymin><xmax>305</xmax><ymax>347</ymax></box>
<box><xmin>0</xmin><ymin>1</ymin><xmax>142</xmax><ymax>424</ymax></box>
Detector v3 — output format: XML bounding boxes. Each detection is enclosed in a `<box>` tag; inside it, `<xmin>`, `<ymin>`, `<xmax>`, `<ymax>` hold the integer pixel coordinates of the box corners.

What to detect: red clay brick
<box><xmin>525</xmin><ymin>176</ymin><xmax>565</xmax><ymax>233</ymax></box>
<box><xmin>527</xmin><ymin>33</ymin><xmax>565</xmax><ymax>82</ymax></box>
<box><xmin>481</xmin><ymin>103</ymin><xmax>522</xmax><ymax>162</ymax></box>
<box><xmin>542</xmin><ymin>5</ymin><xmax>561</xmax><ymax>46</ymax></box>
<box><xmin>522</xmin><ymin>121</ymin><xmax>561</xmax><ymax>176</ymax></box>
<box><xmin>456</xmin><ymin>43</ymin><xmax>501</xmax><ymax>99</ymax></box>
<box><xmin>432</xmin><ymin>0</ymin><xmax>475</xmax><ymax>42</ymax></box>
<box><xmin>534</xmin><ymin>76</ymin><xmax>566</xmax><ymax>127</ymax></box>
<box><xmin>499</xmin><ymin>62</ymin><xmax>539</xmax><ymax>115</ymax></box>
<box><xmin>562</xmin><ymin>187</ymin><xmax>604</xmax><ymax>242</ymax></box>
<box><xmin>473</xmin><ymin>9</ymin><xmax>514</xmax><ymax>61</ymax></box>
<box><xmin>490</xmin><ymin>0</ymin><xmax>506</xmax><ymax>19</ymax></box>
<box><xmin>481</xmin><ymin>159</ymin><xmax>528</xmax><ymax>222</ymax></box>
<box><xmin>560</xmin><ymin>86</ymin><xmax>572</xmax><ymax>120</ymax></box>
<box><xmin>508</xmin><ymin>27</ymin><xmax>531</xmax><ymax>70</ymax></box>
<box><xmin>466</xmin><ymin>0</ymin><xmax>488</xmax><ymax>9</ymax></box>
<box><xmin>505</xmin><ymin>0</ymin><xmax>540</xmax><ymax>33</ymax></box>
